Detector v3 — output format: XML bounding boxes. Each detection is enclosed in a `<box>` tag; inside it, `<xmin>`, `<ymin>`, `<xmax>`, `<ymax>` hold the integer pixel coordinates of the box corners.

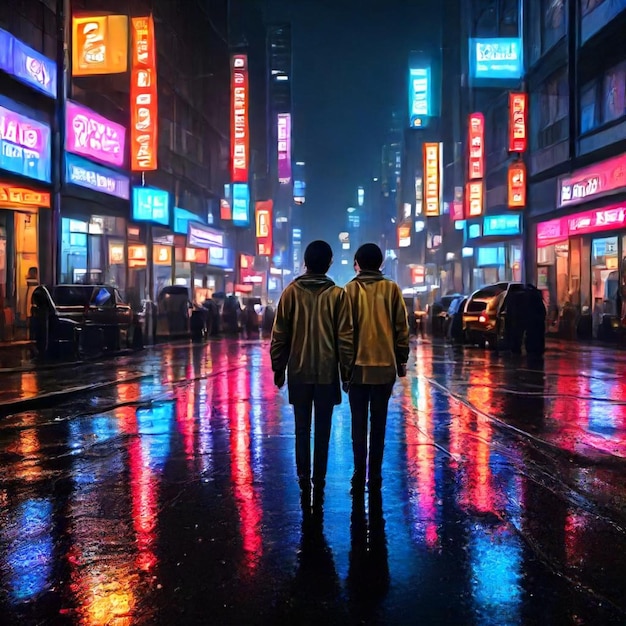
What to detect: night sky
<box><xmin>263</xmin><ymin>0</ymin><xmax>440</xmax><ymax>246</ymax></box>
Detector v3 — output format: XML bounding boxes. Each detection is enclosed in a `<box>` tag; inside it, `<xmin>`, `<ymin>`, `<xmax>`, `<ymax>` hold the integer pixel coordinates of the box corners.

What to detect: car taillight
<box><xmin>478</xmin><ymin>314</ymin><xmax>487</xmax><ymax>323</ymax></box>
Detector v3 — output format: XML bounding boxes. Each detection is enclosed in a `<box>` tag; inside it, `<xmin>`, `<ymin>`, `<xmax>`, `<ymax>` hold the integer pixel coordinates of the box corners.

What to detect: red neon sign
<box><xmin>468</xmin><ymin>113</ymin><xmax>484</xmax><ymax>180</ymax></box>
<box><xmin>231</xmin><ymin>55</ymin><xmax>249</xmax><ymax>183</ymax></box>
<box><xmin>508</xmin><ymin>92</ymin><xmax>527</xmax><ymax>153</ymax></box>
<box><xmin>130</xmin><ymin>16</ymin><xmax>158</xmax><ymax>171</ymax></box>
<box><xmin>507</xmin><ymin>161</ymin><xmax>526</xmax><ymax>208</ymax></box>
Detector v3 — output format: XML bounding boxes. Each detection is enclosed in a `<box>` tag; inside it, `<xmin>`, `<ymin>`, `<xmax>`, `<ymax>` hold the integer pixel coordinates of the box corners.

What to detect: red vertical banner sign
<box><xmin>508</xmin><ymin>92</ymin><xmax>528</xmax><ymax>153</ymax></box>
<box><xmin>255</xmin><ymin>200</ymin><xmax>273</xmax><ymax>256</ymax></box>
<box><xmin>468</xmin><ymin>113</ymin><xmax>484</xmax><ymax>179</ymax></box>
<box><xmin>508</xmin><ymin>161</ymin><xmax>527</xmax><ymax>208</ymax></box>
<box><xmin>423</xmin><ymin>142</ymin><xmax>440</xmax><ymax>217</ymax></box>
<box><xmin>130</xmin><ymin>17</ymin><xmax>158</xmax><ymax>171</ymax></box>
<box><xmin>466</xmin><ymin>181</ymin><xmax>484</xmax><ymax>217</ymax></box>
<box><xmin>231</xmin><ymin>55</ymin><xmax>249</xmax><ymax>183</ymax></box>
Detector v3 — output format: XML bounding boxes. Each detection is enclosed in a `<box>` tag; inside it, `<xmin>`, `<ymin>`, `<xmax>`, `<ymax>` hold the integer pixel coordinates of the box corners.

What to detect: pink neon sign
<box><xmin>66</xmin><ymin>100</ymin><xmax>126</xmax><ymax>168</ymax></box>
<box><xmin>558</xmin><ymin>154</ymin><xmax>626</xmax><ymax>208</ymax></box>
<box><xmin>537</xmin><ymin>204</ymin><xmax>626</xmax><ymax>246</ymax></box>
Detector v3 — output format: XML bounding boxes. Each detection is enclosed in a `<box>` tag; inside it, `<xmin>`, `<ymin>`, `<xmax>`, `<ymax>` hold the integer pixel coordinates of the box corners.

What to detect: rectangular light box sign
<box><xmin>132</xmin><ymin>187</ymin><xmax>170</xmax><ymax>225</ymax></box>
<box><xmin>232</xmin><ymin>183</ymin><xmax>250</xmax><ymax>227</ymax></box>
<box><xmin>66</xmin><ymin>153</ymin><xmax>129</xmax><ymax>199</ymax></box>
<box><xmin>409</xmin><ymin>67</ymin><xmax>430</xmax><ymax>128</ymax></box>
<box><xmin>470</xmin><ymin>38</ymin><xmax>523</xmax><ymax>81</ymax></box>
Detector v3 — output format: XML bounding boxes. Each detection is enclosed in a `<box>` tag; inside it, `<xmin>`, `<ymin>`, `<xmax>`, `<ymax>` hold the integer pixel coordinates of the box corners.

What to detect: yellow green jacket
<box><xmin>344</xmin><ymin>271</ymin><xmax>410</xmax><ymax>384</ymax></box>
<box><xmin>270</xmin><ymin>274</ymin><xmax>354</xmax><ymax>397</ymax></box>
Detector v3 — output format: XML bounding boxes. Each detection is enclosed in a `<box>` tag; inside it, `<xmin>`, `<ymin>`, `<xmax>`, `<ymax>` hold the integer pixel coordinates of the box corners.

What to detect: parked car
<box><xmin>156</xmin><ymin>285</ymin><xmax>194</xmax><ymax>339</ymax></box>
<box><xmin>30</xmin><ymin>284</ymin><xmax>136</xmax><ymax>357</ymax></box>
<box><xmin>444</xmin><ymin>295</ymin><xmax>468</xmax><ymax>343</ymax></box>
<box><xmin>462</xmin><ymin>282</ymin><xmax>524</xmax><ymax>347</ymax></box>
<box><xmin>429</xmin><ymin>293</ymin><xmax>464</xmax><ymax>336</ymax></box>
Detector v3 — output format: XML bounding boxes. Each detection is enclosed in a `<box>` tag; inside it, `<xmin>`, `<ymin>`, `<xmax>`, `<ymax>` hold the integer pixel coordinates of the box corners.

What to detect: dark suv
<box><xmin>462</xmin><ymin>282</ymin><xmax>524</xmax><ymax>347</ymax></box>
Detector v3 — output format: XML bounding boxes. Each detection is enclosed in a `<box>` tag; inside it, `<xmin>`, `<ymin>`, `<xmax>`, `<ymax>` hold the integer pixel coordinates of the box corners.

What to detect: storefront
<box><xmin>0</xmin><ymin>97</ymin><xmax>53</xmax><ymax>331</ymax></box>
<box><xmin>463</xmin><ymin>214</ymin><xmax>523</xmax><ymax>291</ymax></box>
<box><xmin>62</xmin><ymin>101</ymin><xmax>130</xmax><ymax>291</ymax></box>
<box><xmin>533</xmin><ymin>154</ymin><xmax>626</xmax><ymax>325</ymax></box>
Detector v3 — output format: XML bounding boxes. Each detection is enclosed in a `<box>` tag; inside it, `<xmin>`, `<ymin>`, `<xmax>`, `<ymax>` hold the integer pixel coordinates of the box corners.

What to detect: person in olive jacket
<box><xmin>270</xmin><ymin>240</ymin><xmax>354</xmax><ymax>504</ymax></box>
<box><xmin>344</xmin><ymin>243</ymin><xmax>410</xmax><ymax>492</ymax></box>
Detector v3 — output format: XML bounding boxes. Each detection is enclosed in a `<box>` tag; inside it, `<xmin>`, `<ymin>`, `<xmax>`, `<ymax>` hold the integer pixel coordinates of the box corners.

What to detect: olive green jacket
<box><xmin>344</xmin><ymin>271</ymin><xmax>410</xmax><ymax>385</ymax></box>
<box><xmin>270</xmin><ymin>274</ymin><xmax>354</xmax><ymax>398</ymax></box>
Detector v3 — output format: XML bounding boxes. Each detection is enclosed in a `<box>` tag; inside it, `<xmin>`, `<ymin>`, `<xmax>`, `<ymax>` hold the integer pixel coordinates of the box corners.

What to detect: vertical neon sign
<box><xmin>231</xmin><ymin>55</ymin><xmax>249</xmax><ymax>182</ymax></box>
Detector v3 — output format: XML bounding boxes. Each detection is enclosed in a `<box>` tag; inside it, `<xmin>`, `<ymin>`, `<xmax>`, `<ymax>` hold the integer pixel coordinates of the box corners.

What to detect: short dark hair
<box><xmin>304</xmin><ymin>240</ymin><xmax>333</xmax><ymax>274</ymax></box>
<box><xmin>355</xmin><ymin>243</ymin><xmax>383</xmax><ymax>271</ymax></box>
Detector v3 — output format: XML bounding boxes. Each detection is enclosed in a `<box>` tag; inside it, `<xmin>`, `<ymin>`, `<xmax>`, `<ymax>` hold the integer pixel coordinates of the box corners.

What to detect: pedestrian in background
<box><xmin>270</xmin><ymin>240</ymin><xmax>354</xmax><ymax>507</ymax></box>
<box><xmin>344</xmin><ymin>243</ymin><xmax>410</xmax><ymax>493</ymax></box>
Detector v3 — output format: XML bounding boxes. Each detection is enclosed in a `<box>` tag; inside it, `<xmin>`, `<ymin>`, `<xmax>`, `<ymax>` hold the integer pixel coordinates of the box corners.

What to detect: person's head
<box><xmin>354</xmin><ymin>243</ymin><xmax>383</xmax><ymax>272</ymax></box>
<box><xmin>304</xmin><ymin>240</ymin><xmax>333</xmax><ymax>274</ymax></box>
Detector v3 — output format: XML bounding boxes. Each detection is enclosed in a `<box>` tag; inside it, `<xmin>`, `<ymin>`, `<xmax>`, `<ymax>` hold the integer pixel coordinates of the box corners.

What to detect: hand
<box><xmin>274</xmin><ymin>370</ymin><xmax>286</xmax><ymax>389</ymax></box>
<box><xmin>397</xmin><ymin>363</ymin><xmax>407</xmax><ymax>377</ymax></box>
<box><xmin>342</xmin><ymin>381</ymin><xmax>351</xmax><ymax>393</ymax></box>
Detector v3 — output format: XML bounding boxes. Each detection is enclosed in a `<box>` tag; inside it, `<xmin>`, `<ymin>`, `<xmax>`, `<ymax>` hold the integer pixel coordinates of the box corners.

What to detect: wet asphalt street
<box><xmin>0</xmin><ymin>337</ymin><xmax>625</xmax><ymax>625</ymax></box>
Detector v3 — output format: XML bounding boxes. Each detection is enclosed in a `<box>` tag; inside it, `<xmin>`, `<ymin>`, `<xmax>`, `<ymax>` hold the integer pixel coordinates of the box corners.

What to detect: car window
<box><xmin>471</xmin><ymin>286</ymin><xmax>503</xmax><ymax>300</ymax></box>
<box><xmin>52</xmin><ymin>286</ymin><xmax>93</xmax><ymax>307</ymax></box>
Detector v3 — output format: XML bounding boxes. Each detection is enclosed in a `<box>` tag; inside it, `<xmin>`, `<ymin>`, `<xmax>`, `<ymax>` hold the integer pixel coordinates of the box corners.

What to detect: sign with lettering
<box><xmin>232</xmin><ymin>182</ymin><xmax>250</xmax><ymax>227</ymax></box>
<box><xmin>255</xmin><ymin>200</ymin><xmax>273</xmax><ymax>256</ymax></box>
<box><xmin>423</xmin><ymin>142</ymin><xmax>440</xmax><ymax>216</ymax></box>
<box><xmin>507</xmin><ymin>161</ymin><xmax>526</xmax><ymax>208</ymax></box>
<box><xmin>66</xmin><ymin>153</ymin><xmax>129</xmax><ymax>199</ymax></box>
<box><xmin>130</xmin><ymin>17</ymin><xmax>158</xmax><ymax>171</ymax></box>
<box><xmin>277</xmin><ymin>114</ymin><xmax>291</xmax><ymax>184</ymax></box>
<box><xmin>231</xmin><ymin>54</ymin><xmax>249</xmax><ymax>182</ymax></box>
<box><xmin>0</xmin><ymin>28</ymin><xmax>56</xmax><ymax>97</ymax></box>
<box><xmin>508</xmin><ymin>93</ymin><xmax>527</xmax><ymax>152</ymax></box>
<box><xmin>0</xmin><ymin>183</ymin><xmax>50</xmax><ymax>208</ymax></box>
<box><xmin>558</xmin><ymin>154</ymin><xmax>626</xmax><ymax>208</ymax></box>
<box><xmin>66</xmin><ymin>101</ymin><xmax>125</xmax><ymax>167</ymax></box>
<box><xmin>72</xmin><ymin>15</ymin><xmax>128</xmax><ymax>76</ymax></box>
<box><xmin>466</xmin><ymin>181</ymin><xmax>483</xmax><ymax>217</ymax></box>
<box><xmin>468</xmin><ymin>113</ymin><xmax>484</xmax><ymax>179</ymax></box>
<box><xmin>187</xmin><ymin>222</ymin><xmax>224</xmax><ymax>249</ymax></box>
<box><xmin>0</xmin><ymin>104</ymin><xmax>51</xmax><ymax>182</ymax></box>
<box><xmin>132</xmin><ymin>187</ymin><xmax>169</xmax><ymax>225</ymax></box>
<box><xmin>470</xmin><ymin>38</ymin><xmax>523</xmax><ymax>81</ymax></box>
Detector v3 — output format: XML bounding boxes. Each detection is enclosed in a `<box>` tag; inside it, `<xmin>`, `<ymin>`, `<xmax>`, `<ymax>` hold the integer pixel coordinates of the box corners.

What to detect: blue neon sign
<box><xmin>232</xmin><ymin>183</ymin><xmax>250</xmax><ymax>227</ymax></box>
<box><xmin>132</xmin><ymin>187</ymin><xmax>170</xmax><ymax>226</ymax></box>
<box><xmin>483</xmin><ymin>214</ymin><xmax>521</xmax><ymax>236</ymax></box>
<box><xmin>409</xmin><ymin>67</ymin><xmax>430</xmax><ymax>127</ymax></box>
<box><xmin>470</xmin><ymin>38</ymin><xmax>523</xmax><ymax>81</ymax></box>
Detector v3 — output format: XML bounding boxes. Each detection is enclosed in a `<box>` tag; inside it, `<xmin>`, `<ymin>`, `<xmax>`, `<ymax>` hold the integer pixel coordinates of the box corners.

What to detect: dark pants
<box><xmin>348</xmin><ymin>383</ymin><xmax>394</xmax><ymax>483</ymax></box>
<box><xmin>291</xmin><ymin>383</ymin><xmax>337</xmax><ymax>487</ymax></box>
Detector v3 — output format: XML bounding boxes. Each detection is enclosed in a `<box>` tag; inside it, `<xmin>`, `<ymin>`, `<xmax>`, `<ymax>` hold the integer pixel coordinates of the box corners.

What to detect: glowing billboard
<box><xmin>132</xmin><ymin>187</ymin><xmax>170</xmax><ymax>226</ymax></box>
<box><xmin>231</xmin><ymin>55</ymin><xmax>249</xmax><ymax>183</ymax></box>
<box><xmin>72</xmin><ymin>15</ymin><xmax>128</xmax><ymax>76</ymax></box>
<box><xmin>470</xmin><ymin>38</ymin><xmax>523</xmax><ymax>81</ymax></box>
<box><xmin>255</xmin><ymin>201</ymin><xmax>273</xmax><ymax>256</ymax></box>
<box><xmin>468</xmin><ymin>113</ymin><xmax>485</xmax><ymax>179</ymax></box>
<box><xmin>277</xmin><ymin>114</ymin><xmax>291</xmax><ymax>184</ymax></box>
<box><xmin>232</xmin><ymin>183</ymin><xmax>250</xmax><ymax>227</ymax></box>
<box><xmin>423</xmin><ymin>142</ymin><xmax>440</xmax><ymax>217</ymax></box>
<box><xmin>130</xmin><ymin>17</ymin><xmax>158</xmax><ymax>171</ymax></box>
<box><xmin>508</xmin><ymin>93</ymin><xmax>528</xmax><ymax>152</ymax></box>
<box><xmin>409</xmin><ymin>67</ymin><xmax>430</xmax><ymax>128</ymax></box>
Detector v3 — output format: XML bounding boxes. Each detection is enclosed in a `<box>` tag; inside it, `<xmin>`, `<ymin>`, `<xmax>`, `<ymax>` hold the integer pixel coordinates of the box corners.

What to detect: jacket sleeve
<box><xmin>270</xmin><ymin>289</ymin><xmax>292</xmax><ymax>372</ymax></box>
<box><xmin>393</xmin><ymin>284</ymin><xmax>410</xmax><ymax>364</ymax></box>
<box><xmin>336</xmin><ymin>288</ymin><xmax>355</xmax><ymax>383</ymax></box>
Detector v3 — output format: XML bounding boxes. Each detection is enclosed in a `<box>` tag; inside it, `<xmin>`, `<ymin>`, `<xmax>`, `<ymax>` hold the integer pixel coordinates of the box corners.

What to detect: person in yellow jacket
<box><xmin>270</xmin><ymin>240</ymin><xmax>354</xmax><ymax>505</ymax></box>
<box><xmin>344</xmin><ymin>243</ymin><xmax>410</xmax><ymax>492</ymax></box>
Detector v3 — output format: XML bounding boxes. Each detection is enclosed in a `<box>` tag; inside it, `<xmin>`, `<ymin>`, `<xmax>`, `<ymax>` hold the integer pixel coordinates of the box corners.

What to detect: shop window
<box><xmin>591</xmin><ymin>236</ymin><xmax>618</xmax><ymax>314</ymax></box>
<box><xmin>541</xmin><ymin>0</ymin><xmax>567</xmax><ymax>53</ymax></box>
<box><xmin>580</xmin><ymin>61</ymin><xmax>626</xmax><ymax>133</ymax></box>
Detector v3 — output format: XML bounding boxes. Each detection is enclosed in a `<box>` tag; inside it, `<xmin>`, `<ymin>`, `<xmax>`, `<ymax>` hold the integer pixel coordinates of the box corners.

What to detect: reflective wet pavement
<box><xmin>0</xmin><ymin>338</ymin><xmax>625</xmax><ymax>625</ymax></box>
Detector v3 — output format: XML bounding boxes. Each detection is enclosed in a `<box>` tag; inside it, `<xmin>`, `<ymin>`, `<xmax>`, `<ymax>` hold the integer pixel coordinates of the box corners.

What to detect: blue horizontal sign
<box><xmin>66</xmin><ymin>153</ymin><xmax>129</xmax><ymax>199</ymax></box>
<box><xmin>132</xmin><ymin>187</ymin><xmax>170</xmax><ymax>226</ymax></box>
<box><xmin>187</xmin><ymin>222</ymin><xmax>224</xmax><ymax>249</ymax></box>
<box><xmin>470</xmin><ymin>38</ymin><xmax>523</xmax><ymax>81</ymax></box>
<box><xmin>0</xmin><ymin>27</ymin><xmax>56</xmax><ymax>97</ymax></box>
<box><xmin>173</xmin><ymin>206</ymin><xmax>203</xmax><ymax>235</ymax></box>
<box><xmin>208</xmin><ymin>246</ymin><xmax>233</xmax><ymax>269</ymax></box>
<box><xmin>483</xmin><ymin>214</ymin><xmax>521</xmax><ymax>236</ymax></box>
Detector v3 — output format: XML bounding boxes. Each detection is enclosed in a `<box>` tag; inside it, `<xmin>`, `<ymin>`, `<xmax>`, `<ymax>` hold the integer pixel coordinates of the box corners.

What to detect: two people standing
<box><xmin>270</xmin><ymin>240</ymin><xmax>409</xmax><ymax>504</ymax></box>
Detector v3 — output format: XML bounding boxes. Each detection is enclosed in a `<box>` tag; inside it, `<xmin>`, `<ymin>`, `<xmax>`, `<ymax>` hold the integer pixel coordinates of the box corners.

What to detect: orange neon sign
<box><xmin>466</xmin><ymin>181</ymin><xmax>484</xmax><ymax>217</ymax></box>
<box><xmin>231</xmin><ymin>54</ymin><xmax>249</xmax><ymax>182</ymax></box>
<box><xmin>509</xmin><ymin>92</ymin><xmax>528</xmax><ymax>153</ymax></box>
<box><xmin>508</xmin><ymin>161</ymin><xmax>527</xmax><ymax>208</ymax></box>
<box><xmin>423</xmin><ymin>142</ymin><xmax>440</xmax><ymax>217</ymax></box>
<box><xmin>0</xmin><ymin>184</ymin><xmax>50</xmax><ymax>208</ymax></box>
<box><xmin>72</xmin><ymin>15</ymin><xmax>128</xmax><ymax>76</ymax></box>
<box><xmin>255</xmin><ymin>200</ymin><xmax>273</xmax><ymax>256</ymax></box>
<box><xmin>130</xmin><ymin>17</ymin><xmax>158</xmax><ymax>171</ymax></box>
